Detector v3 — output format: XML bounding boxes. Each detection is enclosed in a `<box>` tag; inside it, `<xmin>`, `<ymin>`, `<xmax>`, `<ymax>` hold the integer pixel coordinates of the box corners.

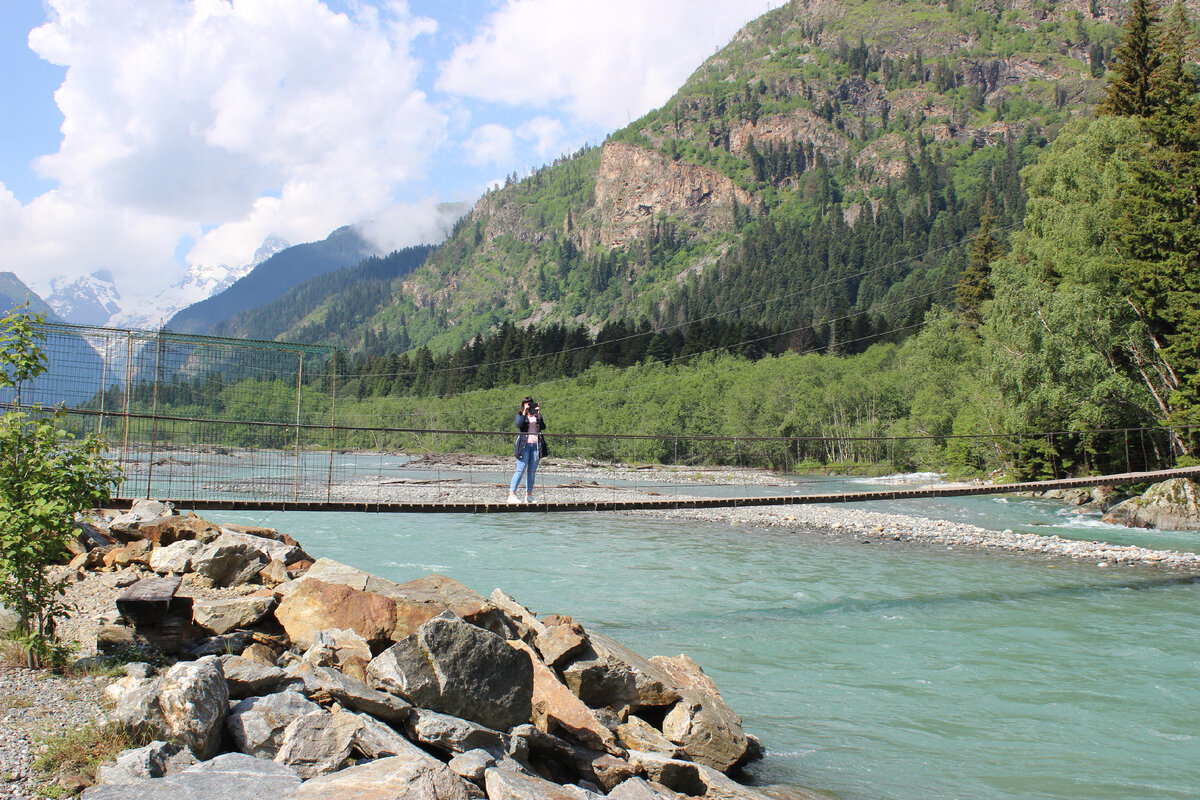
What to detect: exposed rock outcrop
<box><xmin>1102</xmin><ymin>478</ymin><xmax>1200</xmax><ymax>530</ymax></box>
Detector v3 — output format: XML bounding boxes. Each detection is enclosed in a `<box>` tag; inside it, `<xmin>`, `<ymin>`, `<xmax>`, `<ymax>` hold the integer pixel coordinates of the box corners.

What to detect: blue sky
<box><xmin>0</xmin><ymin>0</ymin><xmax>775</xmax><ymax>299</ymax></box>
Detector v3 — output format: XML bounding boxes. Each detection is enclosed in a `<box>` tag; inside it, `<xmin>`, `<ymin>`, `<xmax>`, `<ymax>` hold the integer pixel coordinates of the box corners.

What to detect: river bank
<box><xmin>338</xmin><ymin>457</ymin><xmax>1200</xmax><ymax>572</ymax></box>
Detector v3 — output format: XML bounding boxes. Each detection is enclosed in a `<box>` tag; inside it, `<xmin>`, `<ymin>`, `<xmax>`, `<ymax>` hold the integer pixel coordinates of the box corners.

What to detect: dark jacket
<box><xmin>514</xmin><ymin>412</ymin><xmax>548</xmax><ymax>459</ymax></box>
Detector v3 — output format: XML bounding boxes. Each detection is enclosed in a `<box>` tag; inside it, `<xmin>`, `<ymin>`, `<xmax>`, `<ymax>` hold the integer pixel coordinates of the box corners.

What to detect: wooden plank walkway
<box><xmin>109</xmin><ymin>465</ymin><xmax>1200</xmax><ymax>514</ymax></box>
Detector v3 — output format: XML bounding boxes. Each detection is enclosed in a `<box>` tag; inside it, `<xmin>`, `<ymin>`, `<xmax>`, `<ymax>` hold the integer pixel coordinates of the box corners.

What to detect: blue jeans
<box><xmin>510</xmin><ymin>447</ymin><xmax>540</xmax><ymax>494</ymax></box>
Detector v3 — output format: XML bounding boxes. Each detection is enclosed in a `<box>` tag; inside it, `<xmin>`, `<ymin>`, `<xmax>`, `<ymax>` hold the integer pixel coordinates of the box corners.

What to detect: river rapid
<box><xmin>206</xmin><ymin>484</ymin><xmax>1200</xmax><ymax>800</ymax></box>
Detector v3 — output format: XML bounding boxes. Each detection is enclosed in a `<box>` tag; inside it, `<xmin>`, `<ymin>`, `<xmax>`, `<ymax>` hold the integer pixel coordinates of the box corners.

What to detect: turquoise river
<box><xmin>207</xmin><ymin>481</ymin><xmax>1200</xmax><ymax>800</ymax></box>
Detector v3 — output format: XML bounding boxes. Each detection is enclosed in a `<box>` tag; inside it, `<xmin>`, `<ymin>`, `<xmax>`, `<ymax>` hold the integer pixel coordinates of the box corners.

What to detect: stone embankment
<box><xmin>2</xmin><ymin>500</ymin><xmax>809</xmax><ymax>800</ymax></box>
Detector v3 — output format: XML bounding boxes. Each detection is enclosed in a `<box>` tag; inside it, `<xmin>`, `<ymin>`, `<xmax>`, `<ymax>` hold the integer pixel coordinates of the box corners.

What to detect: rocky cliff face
<box><xmin>590</xmin><ymin>142</ymin><xmax>756</xmax><ymax>249</ymax></box>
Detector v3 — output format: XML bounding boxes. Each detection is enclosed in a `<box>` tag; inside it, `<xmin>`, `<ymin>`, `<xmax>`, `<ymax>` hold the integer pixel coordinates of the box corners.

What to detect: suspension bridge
<box><xmin>6</xmin><ymin>321</ymin><xmax>1196</xmax><ymax>515</ymax></box>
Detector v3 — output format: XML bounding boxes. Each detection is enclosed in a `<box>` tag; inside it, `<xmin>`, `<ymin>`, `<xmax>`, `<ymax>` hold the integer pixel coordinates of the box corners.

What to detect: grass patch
<box><xmin>33</xmin><ymin>721</ymin><xmax>144</xmax><ymax>787</ymax></box>
<box><xmin>0</xmin><ymin>691</ymin><xmax>35</xmax><ymax>710</ymax></box>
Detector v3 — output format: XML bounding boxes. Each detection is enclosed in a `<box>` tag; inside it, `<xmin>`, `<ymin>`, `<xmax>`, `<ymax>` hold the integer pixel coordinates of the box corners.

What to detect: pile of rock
<box><xmin>63</xmin><ymin>501</ymin><xmax>768</xmax><ymax>800</ymax></box>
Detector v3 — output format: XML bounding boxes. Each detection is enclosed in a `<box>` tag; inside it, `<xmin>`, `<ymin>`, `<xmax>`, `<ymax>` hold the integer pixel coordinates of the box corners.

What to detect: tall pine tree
<box><xmin>1113</xmin><ymin>0</ymin><xmax>1200</xmax><ymax>428</ymax></box>
<box><xmin>1100</xmin><ymin>0</ymin><xmax>1162</xmax><ymax>117</ymax></box>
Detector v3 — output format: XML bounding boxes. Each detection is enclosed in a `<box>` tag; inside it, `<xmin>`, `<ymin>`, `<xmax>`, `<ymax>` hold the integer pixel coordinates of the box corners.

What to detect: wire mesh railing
<box><xmin>2</xmin><ymin>322</ymin><xmax>1190</xmax><ymax>508</ymax></box>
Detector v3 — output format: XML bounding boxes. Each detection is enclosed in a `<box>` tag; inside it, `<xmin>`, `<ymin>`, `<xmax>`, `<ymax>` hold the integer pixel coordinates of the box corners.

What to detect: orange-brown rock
<box><xmin>274</xmin><ymin>579</ymin><xmax>399</xmax><ymax>652</ymax></box>
<box><xmin>135</xmin><ymin>513</ymin><xmax>222</xmax><ymax>546</ymax></box>
<box><xmin>509</xmin><ymin>640</ymin><xmax>621</xmax><ymax>756</ymax></box>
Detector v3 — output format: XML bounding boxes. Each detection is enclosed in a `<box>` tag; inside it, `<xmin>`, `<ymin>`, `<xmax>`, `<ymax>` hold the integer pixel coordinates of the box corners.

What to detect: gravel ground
<box><xmin>0</xmin><ymin>666</ymin><xmax>110</xmax><ymax>799</ymax></box>
<box><xmin>0</xmin><ymin>571</ymin><xmax>254</xmax><ymax>798</ymax></box>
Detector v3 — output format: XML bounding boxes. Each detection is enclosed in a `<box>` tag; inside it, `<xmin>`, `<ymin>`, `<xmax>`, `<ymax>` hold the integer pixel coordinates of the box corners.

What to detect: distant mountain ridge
<box><xmin>165</xmin><ymin>226</ymin><xmax>372</xmax><ymax>335</ymax></box>
<box><xmin>1</xmin><ymin>272</ymin><xmax>59</xmax><ymax>319</ymax></box>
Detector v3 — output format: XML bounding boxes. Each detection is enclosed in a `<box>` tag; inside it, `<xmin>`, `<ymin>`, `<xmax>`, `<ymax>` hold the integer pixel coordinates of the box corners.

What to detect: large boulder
<box><xmin>81</xmin><ymin>752</ymin><xmax>301</xmax><ymax>800</ymax></box>
<box><xmin>284</xmin><ymin>662</ymin><xmax>412</xmax><ymax>724</ymax></box>
<box><xmin>94</xmin><ymin>742</ymin><xmax>195</xmax><ymax>784</ymax></box>
<box><xmin>135</xmin><ymin>513</ymin><xmax>223</xmax><ymax>546</ymax></box>
<box><xmin>273</xmin><ymin>709</ymin><xmax>361</xmax><ymax>778</ymax></box>
<box><xmin>218</xmin><ymin>528</ymin><xmax>306</xmax><ymax>565</ymax></box>
<box><xmin>484</xmin><ymin>767</ymin><xmax>600</xmax><ymax>800</ymax></box>
<box><xmin>560</xmin><ymin>630</ymin><xmax>680</xmax><ymax>712</ymax></box>
<box><xmin>652</xmin><ymin>655</ymin><xmax>749</xmax><ymax>772</ymax></box>
<box><xmin>407</xmin><ymin>708</ymin><xmax>508</xmax><ymax>756</ymax></box>
<box><xmin>625</xmin><ymin>751</ymin><xmax>776</xmax><ymax>800</ymax></box>
<box><xmin>191</xmin><ymin>533</ymin><xmax>268</xmax><ymax>587</ymax></box>
<box><xmin>1101</xmin><ymin>478</ymin><xmax>1200</xmax><ymax>530</ymax></box>
<box><xmin>220</xmin><ymin>656</ymin><xmax>299</xmax><ymax>699</ymax></box>
<box><xmin>509</xmin><ymin>640</ymin><xmax>620</xmax><ymax>755</ymax></box>
<box><xmin>297</xmin><ymin>628</ymin><xmax>373</xmax><ymax>683</ymax></box>
<box><xmin>274</xmin><ymin>579</ymin><xmax>399</xmax><ymax>651</ymax></box>
<box><xmin>113</xmin><ymin>656</ymin><xmax>229</xmax><ymax>760</ymax></box>
<box><xmin>284</xmin><ymin>562</ymin><xmax>502</xmax><ymax>638</ymax></box>
<box><xmin>149</xmin><ymin>540</ymin><xmax>205</xmax><ymax>574</ymax></box>
<box><xmin>290</xmin><ymin>752</ymin><xmax>473</xmax><ymax>800</ymax></box>
<box><xmin>367</xmin><ymin>611</ymin><xmax>533</xmax><ymax>731</ymax></box>
<box><xmin>536</xmin><ymin>622</ymin><xmax>588</xmax><ymax>668</ymax></box>
<box><xmin>227</xmin><ymin>691</ymin><xmax>320</xmax><ymax>759</ymax></box>
<box><xmin>615</xmin><ymin>717</ymin><xmax>682</xmax><ymax>759</ymax></box>
<box><xmin>193</xmin><ymin>596</ymin><xmax>276</xmax><ymax>636</ymax></box>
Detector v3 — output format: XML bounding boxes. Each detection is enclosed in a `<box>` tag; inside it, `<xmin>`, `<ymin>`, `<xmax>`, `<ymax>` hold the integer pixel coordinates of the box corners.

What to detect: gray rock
<box><xmin>108</xmin><ymin>500</ymin><xmax>175</xmax><ymax>529</ymax></box>
<box><xmin>0</xmin><ymin>603</ymin><xmax>16</xmax><ymax>637</ymax></box>
<box><xmin>615</xmin><ymin>717</ymin><xmax>682</xmax><ymax>759</ymax></box>
<box><xmin>94</xmin><ymin>741</ymin><xmax>192</xmax><ymax>784</ymax></box>
<box><xmin>484</xmin><ymin>767</ymin><xmax>596</xmax><ymax>800</ymax></box>
<box><xmin>561</xmin><ymin>631</ymin><xmax>680</xmax><ymax>711</ymax></box>
<box><xmin>218</xmin><ymin>528</ymin><xmax>305</xmax><ymax>565</ymax></box>
<box><xmin>192</xmin><ymin>533</ymin><xmax>269</xmax><ymax>587</ymax></box>
<box><xmin>625</xmin><ymin>751</ymin><xmax>774</xmax><ymax>800</ymax></box>
<box><xmin>285</xmin><ymin>662</ymin><xmax>412</xmax><ymax>724</ymax></box>
<box><xmin>449</xmin><ymin>749</ymin><xmax>496</xmax><ymax>784</ymax></box>
<box><xmin>290</xmin><ymin>753</ymin><xmax>472</xmax><ymax>800</ymax></box>
<box><xmin>149</xmin><ymin>540</ymin><xmax>205</xmax><ymax>574</ymax></box>
<box><xmin>488</xmin><ymin>589</ymin><xmax>548</xmax><ymax>642</ymax></box>
<box><xmin>193</xmin><ymin>596</ymin><xmax>276</xmax><ymax>635</ymax></box>
<box><xmin>273</xmin><ymin>709</ymin><xmax>360</xmax><ymax>779</ymax></box>
<box><xmin>408</xmin><ymin>708</ymin><xmax>508</xmax><ymax>756</ymax></box>
<box><xmin>113</xmin><ymin>655</ymin><xmax>228</xmax><ymax>760</ymax></box>
<box><xmin>607</xmin><ymin>777</ymin><xmax>680</xmax><ymax>800</ymax></box>
<box><xmin>227</xmin><ymin>691</ymin><xmax>321</xmax><ymax>758</ymax></box>
<box><xmin>367</xmin><ymin>611</ymin><xmax>533</xmax><ymax>731</ymax></box>
<box><xmin>350</xmin><ymin>711</ymin><xmax>431</xmax><ymax>760</ymax></box>
<box><xmin>220</xmin><ymin>655</ymin><xmax>298</xmax><ymax>699</ymax></box>
<box><xmin>82</xmin><ymin>752</ymin><xmax>301</xmax><ymax>800</ymax></box>
<box><xmin>1102</xmin><ymin>478</ymin><xmax>1200</xmax><ymax>530</ymax></box>
<box><xmin>189</xmin><ymin>631</ymin><xmax>253</xmax><ymax>657</ymax></box>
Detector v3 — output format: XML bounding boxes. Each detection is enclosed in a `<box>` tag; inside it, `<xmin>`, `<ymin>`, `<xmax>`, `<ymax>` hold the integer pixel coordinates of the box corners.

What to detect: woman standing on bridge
<box><xmin>508</xmin><ymin>396</ymin><xmax>547</xmax><ymax>504</ymax></box>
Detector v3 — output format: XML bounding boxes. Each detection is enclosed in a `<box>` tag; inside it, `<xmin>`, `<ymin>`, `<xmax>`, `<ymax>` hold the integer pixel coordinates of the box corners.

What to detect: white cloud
<box><xmin>358</xmin><ymin>198</ymin><xmax>471</xmax><ymax>254</ymax></box>
<box><xmin>11</xmin><ymin>0</ymin><xmax>446</xmax><ymax>294</ymax></box>
<box><xmin>518</xmin><ymin>116</ymin><xmax>566</xmax><ymax>159</ymax></box>
<box><xmin>436</xmin><ymin>0</ymin><xmax>772</xmax><ymax>129</ymax></box>
<box><xmin>464</xmin><ymin>123</ymin><xmax>516</xmax><ymax>166</ymax></box>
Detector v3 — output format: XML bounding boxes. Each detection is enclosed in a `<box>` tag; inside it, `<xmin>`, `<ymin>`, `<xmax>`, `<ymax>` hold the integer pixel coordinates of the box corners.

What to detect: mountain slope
<box><xmin>212</xmin><ymin>244</ymin><xmax>435</xmax><ymax>350</ymax></box>
<box><xmin>236</xmin><ymin>0</ymin><xmax>1185</xmax><ymax>357</ymax></box>
<box><xmin>165</xmin><ymin>226</ymin><xmax>372</xmax><ymax>335</ymax></box>
<box><xmin>1</xmin><ymin>272</ymin><xmax>59</xmax><ymax>319</ymax></box>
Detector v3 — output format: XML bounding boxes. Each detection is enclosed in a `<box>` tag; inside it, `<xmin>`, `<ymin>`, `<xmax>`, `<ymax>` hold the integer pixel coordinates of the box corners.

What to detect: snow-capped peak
<box><xmin>45</xmin><ymin>270</ymin><xmax>122</xmax><ymax>325</ymax></box>
<box><xmin>106</xmin><ymin>235</ymin><xmax>290</xmax><ymax>330</ymax></box>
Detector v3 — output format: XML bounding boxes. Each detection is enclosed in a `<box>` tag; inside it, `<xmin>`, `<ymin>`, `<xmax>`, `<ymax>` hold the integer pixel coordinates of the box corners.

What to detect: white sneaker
<box><xmin>524</xmin><ymin>495</ymin><xmax>535</xmax><ymax>504</ymax></box>
<box><xmin>507</xmin><ymin>493</ymin><xmax>520</xmax><ymax>504</ymax></box>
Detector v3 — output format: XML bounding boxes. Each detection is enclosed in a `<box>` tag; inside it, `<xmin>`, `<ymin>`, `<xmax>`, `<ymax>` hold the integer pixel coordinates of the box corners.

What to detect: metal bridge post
<box><xmin>294</xmin><ymin>353</ymin><xmax>304</xmax><ymax>501</ymax></box>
